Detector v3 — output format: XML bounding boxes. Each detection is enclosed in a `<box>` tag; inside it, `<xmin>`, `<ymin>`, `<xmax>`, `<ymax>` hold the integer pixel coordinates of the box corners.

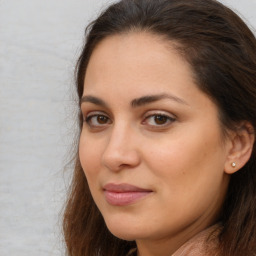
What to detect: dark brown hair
<box><xmin>63</xmin><ymin>0</ymin><xmax>256</xmax><ymax>255</ymax></box>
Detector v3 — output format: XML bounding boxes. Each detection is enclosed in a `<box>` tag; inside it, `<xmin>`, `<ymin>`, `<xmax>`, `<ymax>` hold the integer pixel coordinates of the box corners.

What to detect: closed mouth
<box><xmin>103</xmin><ymin>183</ymin><xmax>153</xmax><ymax>206</ymax></box>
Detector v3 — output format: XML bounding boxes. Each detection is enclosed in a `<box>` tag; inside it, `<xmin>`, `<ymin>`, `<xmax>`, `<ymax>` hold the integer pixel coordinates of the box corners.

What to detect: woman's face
<box><xmin>79</xmin><ymin>32</ymin><xmax>231</xmax><ymax>252</ymax></box>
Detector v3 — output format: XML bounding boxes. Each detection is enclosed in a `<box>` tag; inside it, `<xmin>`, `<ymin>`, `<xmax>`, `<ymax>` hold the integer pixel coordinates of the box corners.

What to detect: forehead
<box><xmin>84</xmin><ymin>32</ymin><xmax>195</xmax><ymax>95</ymax></box>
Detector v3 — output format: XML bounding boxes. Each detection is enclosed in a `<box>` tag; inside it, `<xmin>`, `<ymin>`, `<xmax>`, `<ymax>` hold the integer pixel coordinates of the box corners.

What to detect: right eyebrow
<box><xmin>130</xmin><ymin>93</ymin><xmax>189</xmax><ymax>108</ymax></box>
<box><xmin>80</xmin><ymin>95</ymin><xmax>108</xmax><ymax>108</ymax></box>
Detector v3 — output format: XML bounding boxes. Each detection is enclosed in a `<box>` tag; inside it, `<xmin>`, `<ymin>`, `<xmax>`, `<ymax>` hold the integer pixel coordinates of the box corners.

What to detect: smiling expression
<box><xmin>79</xmin><ymin>32</ymin><xmax>232</xmax><ymax>254</ymax></box>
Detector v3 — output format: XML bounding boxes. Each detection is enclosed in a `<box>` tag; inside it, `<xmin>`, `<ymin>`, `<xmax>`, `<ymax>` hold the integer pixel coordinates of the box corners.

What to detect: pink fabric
<box><xmin>127</xmin><ymin>224</ymin><xmax>221</xmax><ymax>256</ymax></box>
<box><xmin>172</xmin><ymin>224</ymin><xmax>221</xmax><ymax>256</ymax></box>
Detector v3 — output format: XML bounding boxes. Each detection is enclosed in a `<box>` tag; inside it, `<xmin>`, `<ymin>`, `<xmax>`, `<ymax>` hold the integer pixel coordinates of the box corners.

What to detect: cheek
<box><xmin>144</xmin><ymin>124</ymin><xmax>226</xmax><ymax>191</ymax></box>
<box><xmin>142</xmin><ymin>130</ymin><xmax>228</xmax><ymax>228</ymax></box>
<box><xmin>79</xmin><ymin>134</ymin><xmax>103</xmax><ymax>181</ymax></box>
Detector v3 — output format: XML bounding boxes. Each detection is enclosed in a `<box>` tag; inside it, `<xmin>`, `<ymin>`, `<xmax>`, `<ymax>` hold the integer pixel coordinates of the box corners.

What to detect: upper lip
<box><xmin>103</xmin><ymin>183</ymin><xmax>152</xmax><ymax>192</ymax></box>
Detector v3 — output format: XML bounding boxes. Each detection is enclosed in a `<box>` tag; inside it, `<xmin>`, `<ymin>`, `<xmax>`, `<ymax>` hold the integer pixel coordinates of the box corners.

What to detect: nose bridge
<box><xmin>101</xmin><ymin>121</ymin><xmax>140</xmax><ymax>171</ymax></box>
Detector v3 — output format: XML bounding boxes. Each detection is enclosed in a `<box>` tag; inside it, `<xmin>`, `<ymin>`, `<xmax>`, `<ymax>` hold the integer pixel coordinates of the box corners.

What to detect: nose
<box><xmin>101</xmin><ymin>124</ymin><xmax>141</xmax><ymax>172</ymax></box>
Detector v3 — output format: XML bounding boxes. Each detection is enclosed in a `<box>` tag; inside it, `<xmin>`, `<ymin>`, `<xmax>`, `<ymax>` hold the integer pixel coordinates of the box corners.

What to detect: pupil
<box><xmin>155</xmin><ymin>115</ymin><xmax>167</xmax><ymax>124</ymax></box>
<box><xmin>97</xmin><ymin>115</ymin><xmax>107</xmax><ymax>124</ymax></box>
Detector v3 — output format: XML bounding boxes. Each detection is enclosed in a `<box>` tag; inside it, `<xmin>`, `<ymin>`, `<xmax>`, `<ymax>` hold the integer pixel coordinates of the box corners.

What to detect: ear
<box><xmin>224</xmin><ymin>121</ymin><xmax>255</xmax><ymax>174</ymax></box>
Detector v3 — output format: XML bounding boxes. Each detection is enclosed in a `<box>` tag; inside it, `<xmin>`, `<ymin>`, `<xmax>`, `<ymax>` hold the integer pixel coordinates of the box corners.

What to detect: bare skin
<box><xmin>79</xmin><ymin>32</ymin><xmax>253</xmax><ymax>256</ymax></box>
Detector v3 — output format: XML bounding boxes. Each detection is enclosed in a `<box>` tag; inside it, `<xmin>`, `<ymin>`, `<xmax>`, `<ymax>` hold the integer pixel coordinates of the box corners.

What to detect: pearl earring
<box><xmin>231</xmin><ymin>162</ymin><xmax>236</xmax><ymax>168</ymax></box>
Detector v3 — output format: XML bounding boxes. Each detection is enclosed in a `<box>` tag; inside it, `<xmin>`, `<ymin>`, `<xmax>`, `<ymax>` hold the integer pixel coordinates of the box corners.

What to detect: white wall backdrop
<box><xmin>0</xmin><ymin>0</ymin><xmax>255</xmax><ymax>255</ymax></box>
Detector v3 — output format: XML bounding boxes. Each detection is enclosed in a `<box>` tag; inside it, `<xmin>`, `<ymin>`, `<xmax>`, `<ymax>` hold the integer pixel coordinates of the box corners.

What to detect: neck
<box><xmin>135</xmin><ymin>222</ymin><xmax>220</xmax><ymax>256</ymax></box>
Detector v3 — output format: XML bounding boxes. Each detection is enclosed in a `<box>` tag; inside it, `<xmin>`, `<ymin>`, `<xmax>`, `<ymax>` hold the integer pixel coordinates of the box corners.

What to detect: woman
<box><xmin>63</xmin><ymin>0</ymin><xmax>256</xmax><ymax>255</ymax></box>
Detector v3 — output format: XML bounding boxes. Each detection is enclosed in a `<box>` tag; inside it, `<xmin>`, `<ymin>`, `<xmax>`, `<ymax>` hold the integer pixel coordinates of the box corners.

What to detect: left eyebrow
<box><xmin>131</xmin><ymin>93</ymin><xmax>189</xmax><ymax>107</ymax></box>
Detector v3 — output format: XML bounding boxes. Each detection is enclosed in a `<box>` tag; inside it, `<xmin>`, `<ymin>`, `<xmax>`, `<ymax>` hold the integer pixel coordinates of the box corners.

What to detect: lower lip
<box><xmin>104</xmin><ymin>191</ymin><xmax>152</xmax><ymax>206</ymax></box>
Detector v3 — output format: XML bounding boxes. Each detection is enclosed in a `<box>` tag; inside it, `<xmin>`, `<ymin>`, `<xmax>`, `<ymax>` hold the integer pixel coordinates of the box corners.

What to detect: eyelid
<box><xmin>143</xmin><ymin>110</ymin><xmax>176</xmax><ymax>119</ymax></box>
<box><xmin>85</xmin><ymin>110</ymin><xmax>107</xmax><ymax>117</ymax></box>
<box><xmin>84</xmin><ymin>111</ymin><xmax>112</xmax><ymax>128</ymax></box>
<box><xmin>83</xmin><ymin>110</ymin><xmax>110</xmax><ymax>120</ymax></box>
<box><xmin>142</xmin><ymin>110</ymin><xmax>176</xmax><ymax>127</ymax></box>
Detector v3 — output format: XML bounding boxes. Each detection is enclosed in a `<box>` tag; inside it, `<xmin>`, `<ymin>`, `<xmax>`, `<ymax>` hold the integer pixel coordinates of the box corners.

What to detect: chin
<box><xmin>104</xmin><ymin>218</ymin><xmax>146</xmax><ymax>241</ymax></box>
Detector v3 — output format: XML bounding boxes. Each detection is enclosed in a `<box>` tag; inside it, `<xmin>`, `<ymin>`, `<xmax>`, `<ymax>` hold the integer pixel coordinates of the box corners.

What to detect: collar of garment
<box><xmin>126</xmin><ymin>224</ymin><xmax>221</xmax><ymax>256</ymax></box>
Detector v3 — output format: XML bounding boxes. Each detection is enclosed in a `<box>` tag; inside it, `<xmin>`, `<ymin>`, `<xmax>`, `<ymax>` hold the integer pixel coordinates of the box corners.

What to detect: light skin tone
<box><xmin>79</xmin><ymin>32</ymin><xmax>254</xmax><ymax>256</ymax></box>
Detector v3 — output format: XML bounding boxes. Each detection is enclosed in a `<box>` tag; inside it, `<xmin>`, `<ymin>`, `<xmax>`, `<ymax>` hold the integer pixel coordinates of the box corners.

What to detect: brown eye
<box><xmin>97</xmin><ymin>115</ymin><xmax>109</xmax><ymax>124</ymax></box>
<box><xmin>143</xmin><ymin>113</ymin><xmax>176</xmax><ymax>127</ymax></box>
<box><xmin>85</xmin><ymin>113</ymin><xmax>111</xmax><ymax>128</ymax></box>
<box><xmin>154</xmin><ymin>115</ymin><xmax>168</xmax><ymax>125</ymax></box>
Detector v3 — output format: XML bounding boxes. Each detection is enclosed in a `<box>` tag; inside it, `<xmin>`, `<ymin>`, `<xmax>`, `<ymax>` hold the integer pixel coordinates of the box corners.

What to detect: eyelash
<box><xmin>85</xmin><ymin>113</ymin><xmax>112</xmax><ymax>128</ymax></box>
<box><xmin>84</xmin><ymin>111</ymin><xmax>176</xmax><ymax>129</ymax></box>
<box><xmin>143</xmin><ymin>113</ymin><xmax>176</xmax><ymax>127</ymax></box>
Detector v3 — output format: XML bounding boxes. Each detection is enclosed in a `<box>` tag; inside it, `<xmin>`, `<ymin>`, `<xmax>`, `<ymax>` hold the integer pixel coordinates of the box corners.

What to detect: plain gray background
<box><xmin>0</xmin><ymin>0</ymin><xmax>255</xmax><ymax>255</ymax></box>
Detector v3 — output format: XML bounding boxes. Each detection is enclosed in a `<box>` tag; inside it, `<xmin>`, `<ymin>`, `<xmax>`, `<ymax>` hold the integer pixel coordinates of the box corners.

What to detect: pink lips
<box><xmin>103</xmin><ymin>183</ymin><xmax>152</xmax><ymax>206</ymax></box>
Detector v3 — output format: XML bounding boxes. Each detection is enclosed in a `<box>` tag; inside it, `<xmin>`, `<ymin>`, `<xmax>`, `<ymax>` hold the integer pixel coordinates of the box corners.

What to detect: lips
<box><xmin>103</xmin><ymin>183</ymin><xmax>153</xmax><ymax>206</ymax></box>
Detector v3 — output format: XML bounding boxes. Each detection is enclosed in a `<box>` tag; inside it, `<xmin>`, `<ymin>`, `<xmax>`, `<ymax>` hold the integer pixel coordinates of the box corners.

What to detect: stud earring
<box><xmin>231</xmin><ymin>162</ymin><xmax>236</xmax><ymax>168</ymax></box>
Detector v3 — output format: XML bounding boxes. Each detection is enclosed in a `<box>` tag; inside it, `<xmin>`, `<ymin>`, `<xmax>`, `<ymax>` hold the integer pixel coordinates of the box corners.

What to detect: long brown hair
<box><xmin>63</xmin><ymin>0</ymin><xmax>256</xmax><ymax>255</ymax></box>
